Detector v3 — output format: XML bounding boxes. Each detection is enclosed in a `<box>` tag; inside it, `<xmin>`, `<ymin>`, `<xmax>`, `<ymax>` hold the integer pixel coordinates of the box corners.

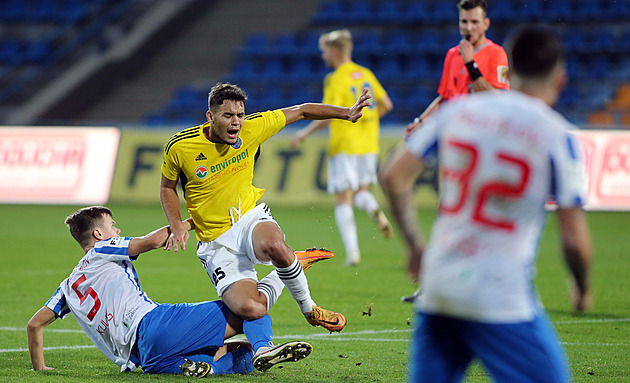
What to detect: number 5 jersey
<box><xmin>45</xmin><ymin>237</ymin><xmax>157</xmax><ymax>371</ymax></box>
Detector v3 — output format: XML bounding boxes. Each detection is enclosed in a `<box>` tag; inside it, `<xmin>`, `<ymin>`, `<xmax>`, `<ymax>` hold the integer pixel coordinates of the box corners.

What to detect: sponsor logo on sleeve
<box><xmin>497</xmin><ymin>65</ymin><xmax>509</xmax><ymax>84</ymax></box>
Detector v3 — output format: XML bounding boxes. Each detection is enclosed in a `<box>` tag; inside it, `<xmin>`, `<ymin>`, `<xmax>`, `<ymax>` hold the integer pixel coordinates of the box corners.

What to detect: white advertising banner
<box><xmin>575</xmin><ymin>130</ymin><xmax>630</xmax><ymax>211</ymax></box>
<box><xmin>0</xmin><ymin>127</ymin><xmax>120</xmax><ymax>204</ymax></box>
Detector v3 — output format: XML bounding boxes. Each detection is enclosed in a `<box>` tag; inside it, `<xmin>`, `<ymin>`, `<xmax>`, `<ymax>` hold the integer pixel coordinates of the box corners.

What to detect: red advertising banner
<box><xmin>574</xmin><ymin>130</ymin><xmax>630</xmax><ymax>211</ymax></box>
<box><xmin>0</xmin><ymin>127</ymin><xmax>120</xmax><ymax>204</ymax></box>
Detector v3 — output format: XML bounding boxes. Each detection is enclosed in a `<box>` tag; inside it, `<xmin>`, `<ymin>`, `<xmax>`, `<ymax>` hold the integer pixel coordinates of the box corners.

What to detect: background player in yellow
<box><xmin>291</xmin><ymin>29</ymin><xmax>394</xmax><ymax>266</ymax></box>
<box><xmin>160</xmin><ymin>83</ymin><xmax>371</xmax><ymax>346</ymax></box>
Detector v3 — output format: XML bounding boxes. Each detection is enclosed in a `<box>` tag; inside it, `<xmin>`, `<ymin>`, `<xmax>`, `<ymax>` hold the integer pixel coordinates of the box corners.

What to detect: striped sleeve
<box><xmin>93</xmin><ymin>237</ymin><xmax>133</xmax><ymax>261</ymax></box>
<box><xmin>45</xmin><ymin>286</ymin><xmax>71</xmax><ymax>319</ymax></box>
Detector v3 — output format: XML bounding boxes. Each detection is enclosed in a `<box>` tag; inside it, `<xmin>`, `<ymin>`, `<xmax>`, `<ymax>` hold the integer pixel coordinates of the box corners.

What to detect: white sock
<box><xmin>335</xmin><ymin>203</ymin><xmax>360</xmax><ymax>263</ymax></box>
<box><xmin>276</xmin><ymin>256</ymin><xmax>316</xmax><ymax>313</ymax></box>
<box><xmin>353</xmin><ymin>190</ymin><xmax>380</xmax><ymax>214</ymax></box>
<box><xmin>257</xmin><ymin>271</ymin><xmax>285</xmax><ymax>311</ymax></box>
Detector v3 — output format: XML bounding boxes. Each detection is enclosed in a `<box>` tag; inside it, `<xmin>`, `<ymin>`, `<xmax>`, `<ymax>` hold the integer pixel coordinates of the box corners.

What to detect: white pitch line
<box><xmin>1</xmin><ymin>345</ymin><xmax>96</xmax><ymax>353</ymax></box>
<box><xmin>0</xmin><ymin>327</ymin><xmax>83</xmax><ymax>333</ymax></box>
<box><xmin>556</xmin><ymin>318</ymin><xmax>630</xmax><ymax>324</ymax></box>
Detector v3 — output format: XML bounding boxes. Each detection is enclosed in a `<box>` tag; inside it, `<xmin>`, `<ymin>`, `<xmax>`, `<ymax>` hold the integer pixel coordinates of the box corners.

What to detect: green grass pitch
<box><xmin>1</xmin><ymin>203</ymin><xmax>628</xmax><ymax>382</ymax></box>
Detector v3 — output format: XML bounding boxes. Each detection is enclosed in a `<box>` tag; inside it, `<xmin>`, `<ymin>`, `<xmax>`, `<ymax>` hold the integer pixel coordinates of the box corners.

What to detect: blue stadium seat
<box><xmin>311</xmin><ymin>0</ymin><xmax>344</xmax><ymax>25</ymax></box>
<box><xmin>374</xmin><ymin>1</ymin><xmax>403</xmax><ymax>24</ymax></box>
<box><xmin>431</xmin><ymin>2</ymin><xmax>456</xmax><ymax>23</ymax></box>
<box><xmin>375</xmin><ymin>56</ymin><xmax>403</xmax><ymax>81</ymax></box>
<box><xmin>544</xmin><ymin>0</ymin><xmax>572</xmax><ymax>22</ymax></box>
<box><xmin>515</xmin><ymin>0</ymin><xmax>543</xmax><ymax>22</ymax></box>
<box><xmin>588</xmin><ymin>28</ymin><xmax>616</xmax><ymax>54</ymax></box>
<box><xmin>406</xmin><ymin>57</ymin><xmax>433</xmax><ymax>81</ymax></box>
<box><xmin>347</xmin><ymin>1</ymin><xmax>373</xmax><ymax>24</ymax></box>
<box><xmin>585</xmin><ymin>57</ymin><xmax>610</xmax><ymax>80</ymax></box>
<box><xmin>603</xmin><ymin>0</ymin><xmax>630</xmax><ymax>20</ymax></box>
<box><xmin>401</xmin><ymin>1</ymin><xmax>431</xmax><ymax>24</ymax></box>
<box><xmin>490</xmin><ymin>0</ymin><xmax>515</xmax><ymax>23</ymax></box>
<box><xmin>557</xmin><ymin>85</ymin><xmax>580</xmax><ymax>109</ymax></box>
<box><xmin>0</xmin><ymin>39</ymin><xmax>23</xmax><ymax>65</ymax></box>
<box><xmin>383</xmin><ymin>31</ymin><xmax>412</xmax><ymax>55</ymax></box>
<box><xmin>561</xmin><ymin>30</ymin><xmax>584</xmax><ymax>54</ymax></box>
<box><xmin>237</xmin><ymin>34</ymin><xmax>268</xmax><ymax>58</ymax></box>
<box><xmin>413</xmin><ymin>30</ymin><xmax>442</xmax><ymax>55</ymax></box>
<box><xmin>355</xmin><ymin>32</ymin><xmax>382</xmax><ymax>55</ymax></box>
<box><xmin>575</xmin><ymin>0</ymin><xmax>604</xmax><ymax>21</ymax></box>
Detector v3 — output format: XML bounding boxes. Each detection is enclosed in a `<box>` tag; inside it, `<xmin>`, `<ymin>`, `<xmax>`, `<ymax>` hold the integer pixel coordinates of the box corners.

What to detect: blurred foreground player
<box><xmin>27</xmin><ymin>206</ymin><xmax>312</xmax><ymax>376</ymax></box>
<box><xmin>381</xmin><ymin>26</ymin><xmax>591</xmax><ymax>382</ymax></box>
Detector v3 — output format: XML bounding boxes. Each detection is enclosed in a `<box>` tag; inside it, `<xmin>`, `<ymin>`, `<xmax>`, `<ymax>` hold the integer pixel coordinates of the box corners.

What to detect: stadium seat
<box><xmin>515</xmin><ymin>0</ymin><xmax>543</xmax><ymax>22</ymax></box>
<box><xmin>355</xmin><ymin>32</ymin><xmax>382</xmax><ymax>55</ymax></box>
<box><xmin>575</xmin><ymin>0</ymin><xmax>604</xmax><ymax>22</ymax></box>
<box><xmin>383</xmin><ymin>31</ymin><xmax>412</xmax><ymax>55</ymax></box>
<box><xmin>603</xmin><ymin>0</ymin><xmax>630</xmax><ymax>20</ymax></box>
<box><xmin>237</xmin><ymin>34</ymin><xmax>268</xmax><ymax>59</ymax></box>
<box><xmin>401</xmin><ymin>1</ymin><xmax>431</xmax><ymax>24</ymax></box>
<box><xmin>347</xmin><ymin>1</ymin><xmax>373</xmax><ymax>25</ymax></box>
<box><xmin>374</xmin><ymin>2</ymin><xmax>403</xmax><ymax>24</ymax></box>
<box><xmin>311</xmin><ymin>0</ymin><xmax>344</xmax><ymax>25</ymax></box>
<box><xmin>490</xmin><ymin>0</ymin><xmax>515</xmax><ymax>23</ymax></box>
<box><xmin>413</xmin><ymin>30</ymin><xmax>442</xmax><ymax>55</ymax></box>
<box><xmin>544</xmin><ymin>0</ymin><xmax>572</xmax><ymax>22</ymax></box>
<box><xmin>431</xmin><ymin>2</ymin><xmax>456</xmax><ymax>23</ymax></box>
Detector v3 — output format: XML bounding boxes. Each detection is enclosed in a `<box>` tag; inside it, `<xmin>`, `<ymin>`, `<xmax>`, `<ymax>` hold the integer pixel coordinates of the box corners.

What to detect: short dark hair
<box><xmin>457</xmin><ymin>0</ymin><xmax>488</xmax><ymax>16</ymax></box>
<box><xmin>505</xmin><ymin>26</ymin><xmax>564</xmax><ymax>80</ymax></box>
<box><xmin>65</xmin><ymin>206</ymin><xmax>112</xmax><ymax>249</ymax></box>
<box><xmin>207</xmin><ymin>83</ymin><xmax>247</xmax><ymax>111</ymax></box>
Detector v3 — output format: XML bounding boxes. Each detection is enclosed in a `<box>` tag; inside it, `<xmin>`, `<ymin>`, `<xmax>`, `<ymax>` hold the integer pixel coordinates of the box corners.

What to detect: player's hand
<box><xmin>404</xmin><ymin>117</ymin><xmax>422</xmax><ymax>139</ymax></box>
<box><xmin>290</xmin><ymin>129</ymin><xmax>307</xmax><ymax>148</ymax></box>
<box><xmin>165</xmin><ymin>225</ymin><xmax>189</xmax><ymax>252</ymax></box>
<box><xmin>458</xmin><ymin>39</ymin><xmax>474</xmax><ymax>63</ymax></box>
<box><xmin>348</xmin><ymin>87</ymin><xmax>372</xmax><ymax>123</ymax></box>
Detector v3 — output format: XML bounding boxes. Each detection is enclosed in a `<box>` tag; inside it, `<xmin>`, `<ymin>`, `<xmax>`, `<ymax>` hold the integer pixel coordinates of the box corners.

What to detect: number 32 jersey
<box><xmin>406</xmin><ymin>90</ymin><xmax>586</xmax><ymax>323</ymax></box>
<box><xmin>45</xmin><ymin>237</ymin><xmax>157</xmax><ymax>371</ymax></box>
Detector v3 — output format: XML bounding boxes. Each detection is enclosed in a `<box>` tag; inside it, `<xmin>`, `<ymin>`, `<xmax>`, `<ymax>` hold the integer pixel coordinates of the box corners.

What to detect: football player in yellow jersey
<box><xmin>160</xmin><ymin>83</ymin><xmax>370</xmax><ymax>367</ymax></box>
<box><xmin>291</xmin><ymin>29</ymin><xmax>394</xmax><ymax>266</ymax></box>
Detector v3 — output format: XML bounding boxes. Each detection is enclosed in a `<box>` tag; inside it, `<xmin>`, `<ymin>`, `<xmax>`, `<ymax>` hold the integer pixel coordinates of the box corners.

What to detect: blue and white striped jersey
<box><xmin>406</xmin><ymin>90</ymin><xmax>586</xmax><ymax>323</ymax></box>
<box><xmin>46</xmin><ymin>237</ymin><xmax>158</xmax><ymax>371</ymax></box>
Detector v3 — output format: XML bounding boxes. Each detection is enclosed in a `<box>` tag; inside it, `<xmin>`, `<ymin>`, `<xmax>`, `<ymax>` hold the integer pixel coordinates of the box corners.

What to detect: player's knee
<box><xmin>232</xmin><ymin>299</ymin><xmax>267</xmax><ymax>321</ymax></box>
<box><xmin>260</xmin><ymin>238</ymin><xmax>293</xmax><ymax>263</ymax></box>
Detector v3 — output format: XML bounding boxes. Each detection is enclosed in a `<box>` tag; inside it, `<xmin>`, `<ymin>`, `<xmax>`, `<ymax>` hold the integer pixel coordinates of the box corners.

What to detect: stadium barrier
<box><xmin>107</xmin><ymin>129</ymin><xmax>439</xmax><ymax>207</ymax></box>
<box><xmin>1</xmin><ymin>128</ymin><xmax>628</xmax><ymax>210</ymax></box>
<box><xmin>0</xmin><ymin>127</ymin><xmax>119</xmax><ymax>204</ymax></box>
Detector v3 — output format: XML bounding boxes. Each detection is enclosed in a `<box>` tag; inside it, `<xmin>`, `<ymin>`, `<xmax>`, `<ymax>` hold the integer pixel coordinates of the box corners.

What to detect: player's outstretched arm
<box><xmin>556</xmin><ymin>207</ymin><xmax>593</xmax><ymax>313</ymax></box>
<box><xmin>128</xmin><ymin>217</ymin><xmax>195</xmax><ymax>257</ymax></box>
<box><xmin>281</xmin><ymin>88</ymin><xmax>371</xmax><ymax>125</ymax></box>
<box><xmin>379</xmin><ymin>147</ymin><xmax>426</xmax><ymax>282</ymax></box>
<box><xmin>27</xmin><ymin>306</ymin><xmax>57</xmax><ymax>371</ymax></box>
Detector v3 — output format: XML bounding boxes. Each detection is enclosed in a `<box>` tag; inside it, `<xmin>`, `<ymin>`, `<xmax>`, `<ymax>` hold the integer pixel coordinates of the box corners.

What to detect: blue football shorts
<box><xmin>136</xmin><ymin>300</ymin><xmax>229</xmax><ymax>374</ymax></box>
<box><xmin>409</xmin><ymin>312</ymin><xmax>570</xmax><ymax>383</ymax></box>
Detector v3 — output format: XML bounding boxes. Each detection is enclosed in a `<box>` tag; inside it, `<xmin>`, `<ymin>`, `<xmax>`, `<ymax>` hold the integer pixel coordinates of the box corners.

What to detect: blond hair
<box><xmin>319</xmin><ymin>29</ymin><xmax>353</xmax><ymax>57</ymax></box>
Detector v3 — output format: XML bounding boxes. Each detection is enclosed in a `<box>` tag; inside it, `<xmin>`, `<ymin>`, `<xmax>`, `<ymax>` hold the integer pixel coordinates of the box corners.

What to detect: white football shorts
<box><xmin>327</xmin><ymin>153</ymin><xmax>378</xmax><ymax>194</ymax></box>
<box><xmin>197</xmin><ymin>203</ymin><xmax>281</xmax><ymax>297</ymax></box>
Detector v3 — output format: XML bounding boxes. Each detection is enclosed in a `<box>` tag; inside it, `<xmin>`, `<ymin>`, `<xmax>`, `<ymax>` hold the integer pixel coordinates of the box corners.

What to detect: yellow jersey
<box><xmin>161</xmin><ymin>110</ymin><xmax>286</xmax><ymax>241</ymax></box>
<box><xmin>322</xmin><ymin>61</ymin><xmax>387</xmax><ymax>156</ymax></box>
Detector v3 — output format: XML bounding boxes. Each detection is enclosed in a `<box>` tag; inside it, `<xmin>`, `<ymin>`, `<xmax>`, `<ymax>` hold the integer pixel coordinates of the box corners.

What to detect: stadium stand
<box><xmin>0</xmin><ymin>0</ymin><xmax>628</xmax><ymax>128</ymax></box>
<box><xmin>142</xmin><ymin>0</ymin><xmax>630</xmax><ymax>127</ymax></box>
